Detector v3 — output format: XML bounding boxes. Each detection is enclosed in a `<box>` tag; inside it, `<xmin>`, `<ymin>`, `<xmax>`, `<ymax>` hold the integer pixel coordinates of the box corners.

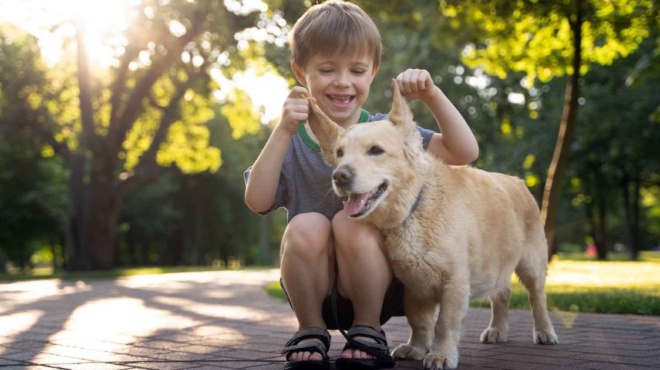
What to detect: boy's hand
<box><xmin>279</xmin><ymin>86</ymin><xmax>310</xmax><ymax>135</ymax></box>
<box><xmin>396</xmin><ymin>69</ymin><xmax>438</xmax><ymax>103</ymax></box>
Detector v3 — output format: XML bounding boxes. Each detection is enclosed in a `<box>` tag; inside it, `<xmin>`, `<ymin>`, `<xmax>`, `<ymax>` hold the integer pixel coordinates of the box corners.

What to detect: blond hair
<box><xmin>289</xmin><ymin>0</ymin><xmax>382</xmax><ymax>70</ymax></box>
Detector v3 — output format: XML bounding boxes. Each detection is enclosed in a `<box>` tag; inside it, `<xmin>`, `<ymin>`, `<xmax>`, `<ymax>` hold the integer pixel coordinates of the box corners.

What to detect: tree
<box><xmin>439</xmin><ymin>0</ymin><xmax>655</xmax><ymax>257</ymax></box>
<box><xmin>571</xmin><ymin>33</ymin><xmax>660</xmax><ymax>259</ymax></box>
<box><xmin>31</xmin><ymin>0</ymin><xmax>272</xmax><ymax>270</ymax></box>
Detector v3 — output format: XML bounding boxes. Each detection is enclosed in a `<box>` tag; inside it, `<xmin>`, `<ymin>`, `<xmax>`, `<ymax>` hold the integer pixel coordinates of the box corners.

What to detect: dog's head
<box><xmin>308</xmin><ymin>79</ymin><xmax>428</xmax><ymax>225</ymax></box>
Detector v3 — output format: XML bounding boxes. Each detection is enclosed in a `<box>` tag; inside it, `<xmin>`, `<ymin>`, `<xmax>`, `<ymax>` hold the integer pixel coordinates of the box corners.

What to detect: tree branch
<box><xmin>108</xmin><ymin>42</ymin><xmax>141</xmax><ymax>130</ymax></box>
<box><xmin>116</xmin><ymin>72</ymin><xmax>198</xmax><ymax>199</ymax></box>
<box><xmin>107</xmin><ymin>10</ymin><xmax>206</xmax><ymax>158</ymax></box>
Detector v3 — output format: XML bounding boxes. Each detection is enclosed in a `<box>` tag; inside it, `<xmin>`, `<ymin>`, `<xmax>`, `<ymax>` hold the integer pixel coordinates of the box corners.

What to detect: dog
<box><xmin>306</xmin><ymin>80</ymin><xmax>559</xmax><ymax>369</ymax></box>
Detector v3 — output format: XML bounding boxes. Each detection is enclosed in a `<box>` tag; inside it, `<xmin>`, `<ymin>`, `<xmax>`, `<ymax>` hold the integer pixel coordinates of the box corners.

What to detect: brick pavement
<box><xmin>1</xmin><ymin>269</ymin><xmax>659</xmax><ymax>370</ymax></box>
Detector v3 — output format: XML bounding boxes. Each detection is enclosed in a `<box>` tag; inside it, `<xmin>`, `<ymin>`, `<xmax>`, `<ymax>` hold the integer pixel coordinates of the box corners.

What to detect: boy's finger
<box><xmin>290</xmin><ymin>86</ymin><xmax>309</xmax><ymax>98</ymax></box>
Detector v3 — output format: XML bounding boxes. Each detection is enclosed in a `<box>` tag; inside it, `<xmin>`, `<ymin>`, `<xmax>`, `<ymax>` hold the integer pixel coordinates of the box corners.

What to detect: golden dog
<box><xmin>307</xmin><ymin>81</ymin><xmax>558</xmax><ymax>369</ymax></box>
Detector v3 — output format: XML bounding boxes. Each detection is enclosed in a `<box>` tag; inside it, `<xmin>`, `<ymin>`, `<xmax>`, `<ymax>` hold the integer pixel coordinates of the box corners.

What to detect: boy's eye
<box><xmin>368</xmin><ymin>146</ymin><xmax>384</xmax><ymax>155</ymax></box>
<box><xmin>320</xmin><ymin>69</ymin><xmax>333</xmax><ymax>74</ymax></box>
<box><xmin>352</xmin><ymin>70</ymin><xmax>366</xmax><ymax>75</ymax></box>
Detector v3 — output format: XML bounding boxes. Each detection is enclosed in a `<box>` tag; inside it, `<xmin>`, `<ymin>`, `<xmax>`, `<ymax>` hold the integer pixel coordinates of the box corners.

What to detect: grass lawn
<box><xmin>267</xmin><ymin>252</ymin><xmax>660</xmax><ymax>316</ymax></box>
<box><xmin>473</xmin><ymin>253</ymin><xmax>660</xmax><ymax>315</ymax></box>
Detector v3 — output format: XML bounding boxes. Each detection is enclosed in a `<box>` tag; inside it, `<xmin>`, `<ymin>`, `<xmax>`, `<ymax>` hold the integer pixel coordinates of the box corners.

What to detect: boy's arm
<box><xmin>244</xmin><ymin>87</ymin><xmax>310</xmax><ymax>213</ymax></box>
<box><xmin>396</xmin><ymin>69</ymin><xmax>479</xmax><ymax>166</ymax></box>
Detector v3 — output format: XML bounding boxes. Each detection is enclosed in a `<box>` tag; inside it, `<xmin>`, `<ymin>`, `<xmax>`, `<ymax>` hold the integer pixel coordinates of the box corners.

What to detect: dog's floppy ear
<box><xmin>388</xmin><ymin>79</ymin><xmax>425</xmax><ymax>165</ymax></box>
<box><xmin>388</xmin><ymin>79</ymin><xmax>414</xmax><ymax>128</ymax></box>
<box><xmin>307</xmin><ymin>98</ymin><xmax>344</xmax><ymax>165</ymax></box>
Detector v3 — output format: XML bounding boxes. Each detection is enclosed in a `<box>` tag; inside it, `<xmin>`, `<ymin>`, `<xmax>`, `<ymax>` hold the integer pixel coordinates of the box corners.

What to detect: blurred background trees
<box><xmin>0</xmin><ymin>0</ymin><xmax>658</xmax><ymax>272</ymax></box>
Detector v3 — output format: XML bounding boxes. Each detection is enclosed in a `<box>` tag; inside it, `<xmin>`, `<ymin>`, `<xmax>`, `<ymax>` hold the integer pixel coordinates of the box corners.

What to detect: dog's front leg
<box><xmin>391</xmin><ymin>289</ymin><xmax>437</xmax><ymax>360</ymax></box>
<box><xmin>424</xmin><ymin>281</ymin><xmax>469</xmax><ymax>370</ymax></box>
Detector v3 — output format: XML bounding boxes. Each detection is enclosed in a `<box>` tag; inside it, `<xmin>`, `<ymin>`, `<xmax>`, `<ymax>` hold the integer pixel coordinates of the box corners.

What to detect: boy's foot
<box><xmin>282</xmin><ymin>328</ymin><xmax>331</xmax><ymax>370</ymax></box>
<box><xmin>339</xmin><ymin>335</ymin><xmax>378</xmax><ymax>360</ymax></box>
<box><xmin>335</xmin><ymin>326</ymin><xmax>395</xmax><ymax>369</ymax></box>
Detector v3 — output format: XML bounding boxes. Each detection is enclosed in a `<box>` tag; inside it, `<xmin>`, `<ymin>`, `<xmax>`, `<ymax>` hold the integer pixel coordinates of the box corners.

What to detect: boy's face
<box><xmin>293</xmin><ymin>52</ymin><xmax>378</xmax><ymax>127</ymax></box>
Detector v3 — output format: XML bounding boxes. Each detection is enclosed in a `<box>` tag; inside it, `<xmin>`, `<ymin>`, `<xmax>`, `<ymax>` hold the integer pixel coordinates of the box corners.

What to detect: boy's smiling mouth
<box><xmin>327</xmin><ymin>94</ymin><xmax>355</xmax><ymax>104</ymax></box>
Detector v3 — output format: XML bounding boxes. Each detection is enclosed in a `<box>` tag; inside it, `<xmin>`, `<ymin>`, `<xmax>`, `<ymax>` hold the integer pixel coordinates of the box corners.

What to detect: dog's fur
<box><xmin>307</xmin><ymin>81</ymin><xmax>558</xmax><ymax>369</ymax></box>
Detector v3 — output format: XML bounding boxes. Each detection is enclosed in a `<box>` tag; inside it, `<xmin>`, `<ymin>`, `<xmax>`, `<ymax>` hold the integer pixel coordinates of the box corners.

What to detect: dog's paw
<box><xmin>422</xmin><ymin>350</ymin><xmax>459</xmax><ymax>370</ymax></box>
<box><xmin>391</xmin><ymin>343</ymin><xmax>426</xmax><ymax>360</ymax></box>
<box><xmin>480</xmin><ymin>327</ymin><xmax>508</xmax><ymax>343</ymax></box>
<box><xmin>534</xmin><ymin>329</ymin><xmax>559</xmax><ymax>344</ymax></box>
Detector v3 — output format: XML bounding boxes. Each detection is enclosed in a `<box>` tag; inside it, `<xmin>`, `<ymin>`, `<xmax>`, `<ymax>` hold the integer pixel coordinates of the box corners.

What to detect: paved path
<box><xmin>1</xmin><ymin>269</ymin><xmax>659</xmax><ymax>369</ymax></box>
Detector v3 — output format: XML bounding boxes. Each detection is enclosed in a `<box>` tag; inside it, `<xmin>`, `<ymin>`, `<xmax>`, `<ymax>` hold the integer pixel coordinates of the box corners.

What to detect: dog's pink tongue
<box><xmin>343</xmin><ymin>193</ymin><xmax>369</xmax><ymax>216</ymax></box>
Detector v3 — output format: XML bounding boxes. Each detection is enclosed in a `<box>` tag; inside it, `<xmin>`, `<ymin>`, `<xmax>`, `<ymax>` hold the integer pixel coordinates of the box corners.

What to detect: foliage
<box><xmin>567</xmin><ymin>33</ymin><xmax>660</xmax><ymax>253</ymax></box>
<box><xmin>440</xmin><ymin>0</ymin><xmax>654</xmax><ymax>82</ymax></box>
<box><xmin>114</xmin><ymin>106</ymin><xmax>278</xmax><ymax>268</ymax></box>
<box><xmin>23</xmin><ymin>0</ymin><xmax>280</xmax><ymax>270</ymax></box>
<box><xmin>0</xmin><ymin>25</ymin><xmax>67</xmax><ymax>270</ymax></box>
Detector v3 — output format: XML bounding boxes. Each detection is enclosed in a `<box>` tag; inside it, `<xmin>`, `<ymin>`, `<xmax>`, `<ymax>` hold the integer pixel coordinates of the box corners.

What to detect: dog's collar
<box><xmin>404</xmin><ymin>187</ymin><xmax>423</xmax><ymax>223</ymax></box>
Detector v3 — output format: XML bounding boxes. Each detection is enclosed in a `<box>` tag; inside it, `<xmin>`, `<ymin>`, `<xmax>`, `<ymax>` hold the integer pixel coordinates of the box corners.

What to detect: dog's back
<box><xmin>415</xmin><ymin>163</ymin><xmax>548</xmax><ymax>300</ymax></box>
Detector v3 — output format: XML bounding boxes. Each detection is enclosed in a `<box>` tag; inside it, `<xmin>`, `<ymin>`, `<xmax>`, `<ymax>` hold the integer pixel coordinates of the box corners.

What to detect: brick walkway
<box><xmin>1</xmin><ymin>269</ymin><xmax>658</xmax><ymax>369</ymax></box>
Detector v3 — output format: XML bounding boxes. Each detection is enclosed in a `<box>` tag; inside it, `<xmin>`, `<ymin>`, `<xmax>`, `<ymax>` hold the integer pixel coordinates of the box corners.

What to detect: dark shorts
<box><xmin>280</xmin><ymin>277</ymin><xmax>405</xmax><ymax>330</ymax></box>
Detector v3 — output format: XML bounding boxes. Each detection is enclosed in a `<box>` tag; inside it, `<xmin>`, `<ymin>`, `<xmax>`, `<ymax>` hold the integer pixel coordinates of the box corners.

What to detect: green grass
<box><xmin>266</xmin><ymin>281</ymin><xmax>287</xmax><ymax>301</ymax></box>
<box><xmin>472</xmin><ymin>256</ymin><xmax>660</xmax><ymax>315</ymax></box>
<box><xmin>266</xmin><ymin>252</ymin><xmax>660</xmax><ymax>316</ymax></box>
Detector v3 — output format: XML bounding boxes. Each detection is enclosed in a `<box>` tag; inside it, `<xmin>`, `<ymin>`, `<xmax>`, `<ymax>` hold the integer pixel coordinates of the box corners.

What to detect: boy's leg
<box><xmin>332</xmin><ymin>210</ymin><xmax>392</xmax><ymax>360</ymax></box>
<box><xmin>281</xmin><ymin>213</ymin><xmax>335</xmax><ymax>362</ymax></box>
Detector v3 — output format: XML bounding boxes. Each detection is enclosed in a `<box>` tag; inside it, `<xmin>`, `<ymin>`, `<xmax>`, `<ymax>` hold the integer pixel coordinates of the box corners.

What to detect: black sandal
<box><xmin>282</xmin><ymin>327</ymin><xmax>331</xmax><ymax>370</ymax></box>
<box><xmin>335</xmin><ymin>325</ymin><xmax>395</xmax><ymax>369</ymax></box>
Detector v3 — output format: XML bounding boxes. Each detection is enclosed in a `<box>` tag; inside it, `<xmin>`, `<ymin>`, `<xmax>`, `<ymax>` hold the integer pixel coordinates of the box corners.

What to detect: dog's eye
<box><xmin>368</xmin><ymin>146</ymin><xmax>384</xmax><ymax>155</ymax></box>
<box><xmin>336</xmin><ymin>149</ymin><xmax>344</xmax><ymax>158</ymax></box>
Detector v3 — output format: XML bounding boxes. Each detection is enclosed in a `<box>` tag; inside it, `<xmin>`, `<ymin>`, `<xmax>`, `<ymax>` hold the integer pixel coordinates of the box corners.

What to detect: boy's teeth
<box><xmin>330</xmin><ymin>95</ymin><xmax>352</xmax><ymax>103</ymax></box>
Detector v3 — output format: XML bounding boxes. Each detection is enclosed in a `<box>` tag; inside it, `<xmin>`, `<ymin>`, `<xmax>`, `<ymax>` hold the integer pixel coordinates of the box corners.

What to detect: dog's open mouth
<box><xmin>342</xmin><ymin>182</ymin><xmax>388</xmax><ymax>218</ymax></box>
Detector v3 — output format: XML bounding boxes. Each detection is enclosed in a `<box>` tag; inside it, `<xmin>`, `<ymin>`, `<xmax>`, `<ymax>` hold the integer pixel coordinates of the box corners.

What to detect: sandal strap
<box><xmin>284</xmin><ymin>327</ymin><xmax>331</xmax><ymax>348</ymax></box>
<box><xmin>343</xmin><ymin>325</ymin><xmax>390</xmax><ymax>353</ymax></box>
<box><xmin>347</xmin><ymin>326</ymin><xmax>388</xmax><ymax>344</ymax></box>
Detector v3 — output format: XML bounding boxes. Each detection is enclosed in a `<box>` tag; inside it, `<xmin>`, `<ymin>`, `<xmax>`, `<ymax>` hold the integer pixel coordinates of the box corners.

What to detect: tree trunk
<box><xmin>65</xmin><ymin>152</ymin><xmax>85</xmax><ymax>270</ymax></box>
<box><xmin>596</xmin><ymin>186</ymin><xmax>607</xmax><ymax>260</ymax></box>
<box><xmin>623</xmin><ymin>172</ymin><xmax>641</xmax><ymax>260</ymax></box>
<box><xmin>541</xmin><ymin>0</ymin><xmax>583</xmax><ymax>260</ymax></box>
<box><xmin>585</xmin><ymin>174</ymin><xmax>607</xmax><ymax>260</ymax></box>
<box><xmin>80</xmin><ymin>155</ymin><xmax>121</xmax><ymax>270</ymax></box>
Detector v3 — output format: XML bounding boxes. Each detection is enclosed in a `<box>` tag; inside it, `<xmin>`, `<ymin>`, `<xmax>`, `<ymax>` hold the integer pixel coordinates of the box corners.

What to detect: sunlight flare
<box><xmin>0</xmin><ymin>0</ymin><xmax>132</xmax><ymax>67</ymax></box>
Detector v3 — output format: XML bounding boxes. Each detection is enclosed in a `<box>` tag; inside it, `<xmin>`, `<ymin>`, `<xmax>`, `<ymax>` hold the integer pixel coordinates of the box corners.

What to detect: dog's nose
<box><xmin>333</xmin><ymin>167</ymin><xmax>353</xmax><ymax>188</ymax></box>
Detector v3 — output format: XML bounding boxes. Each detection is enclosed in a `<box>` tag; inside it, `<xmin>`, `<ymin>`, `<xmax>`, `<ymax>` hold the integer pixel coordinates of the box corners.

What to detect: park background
<box><xmin>0</xmin><ymin>0</ymin><xmax>658</xmax><ymax>292</ymax></box>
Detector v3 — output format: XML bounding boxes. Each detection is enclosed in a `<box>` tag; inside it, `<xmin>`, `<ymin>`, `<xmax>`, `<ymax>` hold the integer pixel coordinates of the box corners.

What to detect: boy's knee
<box><xmin>332</xmin><ymin>210</ymin><xmax>384</xmax><ymax>252</ymax></box>
<box><xmin>283</xmin><ymin>212</ymin><xmax>332</xmax><ymax>255</ymax></box>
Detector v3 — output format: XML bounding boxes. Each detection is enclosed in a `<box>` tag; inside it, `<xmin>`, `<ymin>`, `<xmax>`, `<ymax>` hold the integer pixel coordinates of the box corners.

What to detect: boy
<box><xmin>244</xmin><ymin>1</ymin><xmax>478</xmax><ymax>369</ymax></box>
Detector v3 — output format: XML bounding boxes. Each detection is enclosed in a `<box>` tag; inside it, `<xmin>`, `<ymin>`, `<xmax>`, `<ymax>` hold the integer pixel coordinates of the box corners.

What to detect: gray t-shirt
<box><xmin>244</xmin><ymin>110</ymin><xmax>434</xmax><ymax>222</ymax></box>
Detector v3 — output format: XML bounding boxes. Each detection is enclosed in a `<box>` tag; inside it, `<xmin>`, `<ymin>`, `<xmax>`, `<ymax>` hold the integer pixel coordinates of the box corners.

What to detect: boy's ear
<box><xmin>291</xmin><ymin>62</ymin><xmax>307</xmax><ymax>87</ymax></box>
<box><xmin>371</xmin><ymin>64</ymin><xmax>380</xmax><ymax>77</ymax></box>
<box><xmin>307</xmin><ymin>97</ymin><xmax>344</xmax><ymax>166</ymax></box>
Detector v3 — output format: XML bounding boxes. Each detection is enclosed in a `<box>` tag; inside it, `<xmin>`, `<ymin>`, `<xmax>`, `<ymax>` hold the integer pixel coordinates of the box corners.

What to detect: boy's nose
<box><xmin>333</xmin><ymin>74</ymin><xmax>350</xmax><ymax>88</ymax></box>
